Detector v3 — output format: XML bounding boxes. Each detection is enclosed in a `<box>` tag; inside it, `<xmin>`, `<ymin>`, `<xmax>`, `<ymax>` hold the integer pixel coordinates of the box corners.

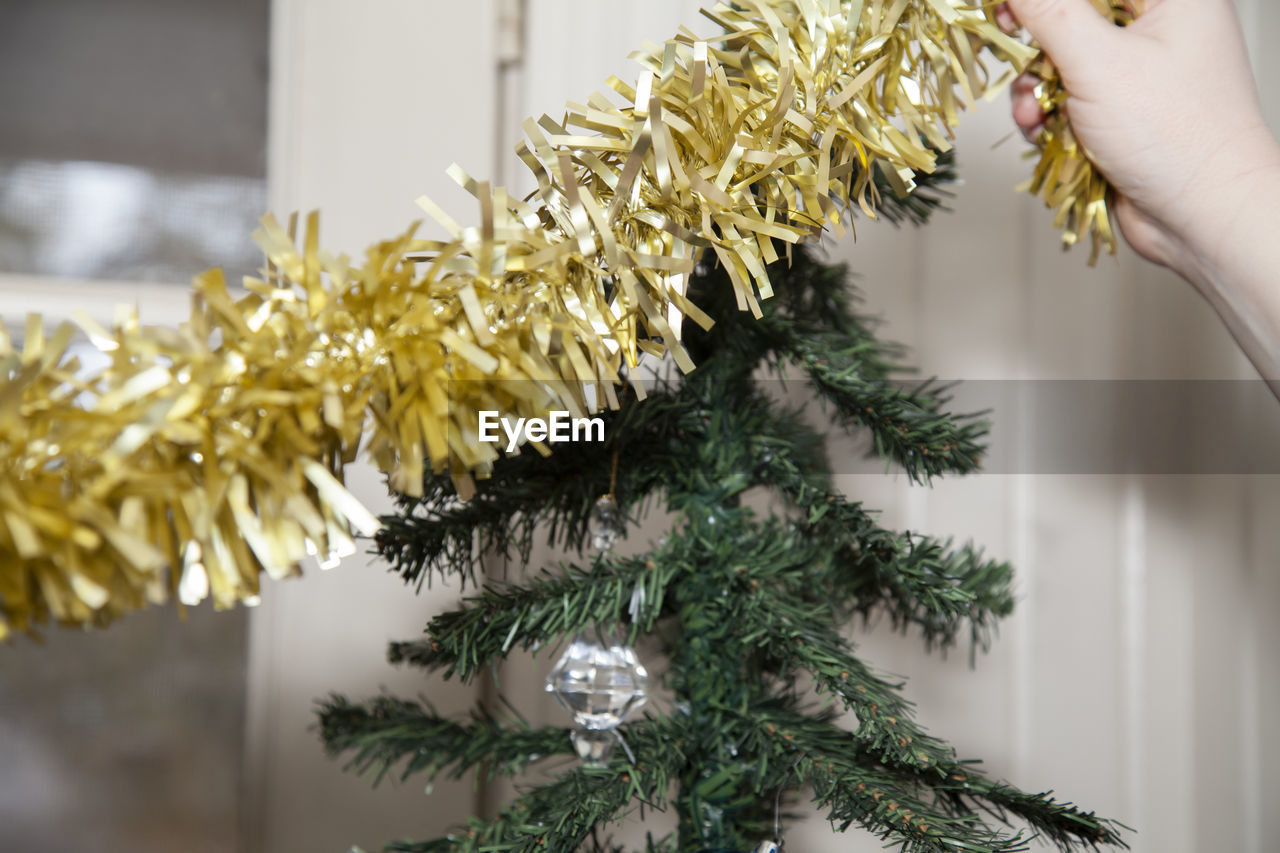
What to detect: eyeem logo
<box><xmin>478</xmin><ymin>411</ymin><xmax>605</xmax><ymax>452</ymax></box>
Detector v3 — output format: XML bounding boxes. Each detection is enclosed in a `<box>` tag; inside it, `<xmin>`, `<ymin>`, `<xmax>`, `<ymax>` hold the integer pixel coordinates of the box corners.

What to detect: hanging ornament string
<box><xmin>755</xmin><ymin>753</ymin><xmax>806</xmax><ymax>853</ymax></box>
<box><xmin>609</xmin><ymin>450</ymin><xmax>620</xmax><ymax>503</ymax></box>
<box><xmin>0</xmin><ymin>0</ymin><xmax>1130</xmax><ymax>636</ymax></box>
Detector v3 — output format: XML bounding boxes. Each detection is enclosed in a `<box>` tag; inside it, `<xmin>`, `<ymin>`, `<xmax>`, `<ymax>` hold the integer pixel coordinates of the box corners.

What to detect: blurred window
<box><xmin>0</xmin><ymin>3</ymin><xmax>263</xmax><ymax>852</ymax></box>
<box><xmin>0</xmin><ymin>0</ymin><xmax>269</xmax><ymax>284</ymax></box>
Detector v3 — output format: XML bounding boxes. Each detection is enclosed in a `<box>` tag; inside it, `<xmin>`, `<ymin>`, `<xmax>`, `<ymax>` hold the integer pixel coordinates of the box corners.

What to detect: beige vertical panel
<box><xmin>798</xmin><ymin>98</ymin><xmax>1042</xmax><ymax>850</ymax></box>
<box><xmin>1187</xmin><ymin>477</ymin><xmax>1251</xmax><ymax>852</ymax></box>
<box><xmin>879</xmin><ymin>100</ymin><xmax>1075</xmax><ymax>847</ymax></box>
<box><xmin>1017</xmin><ymin>476</ymin><xmax>1128</xmax><ymax>813</ymax></box>
<box><xmin>1247</xmin><ymin>477</ymin><xmax>1280</xmax><ymax>853</ymax></box>
<box><xmin>1240</xmin><ymin>11</ymin><xmax>1280</xmax><ymax>847</ymax></box>
<box><xmin>903</xmin><ymin>93</ymin><xmax>1030</xmax><ymax>778</ymax></box>
<box><xmin>1243</xmin><ymin>0</ymin><xmax>1275</xmax><ymax>129</ymax></box>
<box><xmin>1138</xmin><ymin>477</ymin><xmax>1198</xmax><ymax>851</ymax></box>
<box><xmin>1014</xmin><ymin>38</ymin><xmax>1135</xmax><ymax>830</ymax></box>
<box><xmin>1236</xmin><ymin>12</ymin><xmax>1276</xmax><ymax>853</ymax></box>
<box><xmin>244</xmin><ymin>2</ymin><xmax>496</xmax><ymax>852</ymax></box>
<box><xmin>267</xmin><ymin>1</ymin><xmax>499</xmax><ymax>244</ymax></box>
<box><xmin>525</xmin><ymin>0</ymin><xmax>712</xmax><ymax>111</ymax></box>
<box><xmin>1237</xmin><ymin>0</ymin><xmax>1278</xmax><ymax>815</ymax></box>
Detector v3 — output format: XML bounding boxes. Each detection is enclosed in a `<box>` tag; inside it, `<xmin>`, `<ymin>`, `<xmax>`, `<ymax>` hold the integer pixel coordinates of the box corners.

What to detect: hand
<box><xmin>1003</xmin><ymin>0</ymin><xmax>1280</xmax><ymax>292</ymax></box>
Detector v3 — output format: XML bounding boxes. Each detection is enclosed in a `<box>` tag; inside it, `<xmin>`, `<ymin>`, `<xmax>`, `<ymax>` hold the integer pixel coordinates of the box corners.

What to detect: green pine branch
<box><xmin>775</xmin><ymin>325</ymin><xmax>987</xmax><ymax>482</ymax></box>
<box><xmin>374</xmin><ymin>380</ymin><xmax>715</xmax><ymax>589</ymax></box>
<box><xmin>387</xmin><ymin>551</ymin><xmax>677</xmax><ymax>678</ymax></box>
<box><xmin>388</xmin><ymin>516</ymin><xmax>825</xmax><ymax>680</ymax></box>
<box><xmin>688</xmin><ymin>230</ymin><xmax>987</xmax><ymax>483</ymax></box>
<box><xmin>731</xmin><ymin>580</ymin><xmax>959</xmax><ymax>769</ymax></box>
<box><xmin>756</xmin><ymin>446</ymin><xmax>1015</xmax><ymax>653</ymax></box>
<box><xmin>379</xmin><ymin>719</ymin><xmax>679</xmax><ymax>853</ymax></box>
<box><xmin>374</xmin><ymin>438</ymin><xmax>620</xmax><ymax>589</ymax></box>
<box><xmin>316</xmin><ymin>695</ymin><xmax>572</xmax><ymax>785</ymax></box>
<box><xmin>834</xmin><ymin>530</ymin><xmax>1015</xmax><ymax>657</ymax></box>
<box><xmin>757</xmin><ymin>710</ymin><xmax>1128</xmax><ymax>852</ymax></box>
<box><xmin>811</xmin><ymin>497</ymin><xmax>1015</xmax><ymax>655</ymax></box>
<box><xmin>380</xmin><ymin>507</ymin><xmax>1007</xmax><ymax>806</ymax></box>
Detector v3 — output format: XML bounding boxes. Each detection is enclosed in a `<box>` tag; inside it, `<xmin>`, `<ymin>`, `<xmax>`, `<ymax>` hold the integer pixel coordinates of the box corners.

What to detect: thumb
<box><xmin>1006</xmin><ymin>0</ymin><xmax>1119</xmax><ymax>80</ymax></box>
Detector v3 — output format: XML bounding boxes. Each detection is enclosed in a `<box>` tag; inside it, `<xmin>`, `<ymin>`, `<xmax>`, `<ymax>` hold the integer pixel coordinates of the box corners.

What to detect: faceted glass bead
<box><xmin>589</xmin><ymin>494</ymin><xmax>624</xmax><ymax>552</ymax></box>
<box><xmin>545</xmin><ymin>629</ymin><xmax>649</xmax><ymax>730</ymax></box>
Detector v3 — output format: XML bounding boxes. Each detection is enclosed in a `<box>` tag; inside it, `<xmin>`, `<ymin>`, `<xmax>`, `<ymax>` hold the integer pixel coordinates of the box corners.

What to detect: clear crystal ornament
<box><xmin>589</xmin><ymin>494</ymin><xmax>624</xmax><ymax>552</ymax></box>
<box><xmin>545</xmin><ymin>627</ymin><xmax>649</xmax><ymax>765</ymax></box>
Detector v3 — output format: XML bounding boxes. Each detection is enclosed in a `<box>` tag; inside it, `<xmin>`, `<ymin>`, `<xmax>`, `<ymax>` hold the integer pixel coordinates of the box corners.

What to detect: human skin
<box><xmin>1003</xmin><ymin>0</ymin><xmax>1280</xmax><ymax>395</ymax></box>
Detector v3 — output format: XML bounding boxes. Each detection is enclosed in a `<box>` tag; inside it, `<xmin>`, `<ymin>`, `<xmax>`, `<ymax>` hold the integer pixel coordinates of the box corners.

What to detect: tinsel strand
<box><xmin>0</xmin><ymin>0</ymin><xmax>1127</xmax><ymax>634</ymax></box>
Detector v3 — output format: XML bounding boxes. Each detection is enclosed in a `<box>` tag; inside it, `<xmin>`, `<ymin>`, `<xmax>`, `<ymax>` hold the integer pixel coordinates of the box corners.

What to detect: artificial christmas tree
<box><xmin>0</xmin><ymin>0</ymin><xmax>1141</xmax><ymax>843</ymax></box>
<box><xmin>318</xmin><ymin>214</ymin><xmax>1128</xmax><ymax>851</ymax></box>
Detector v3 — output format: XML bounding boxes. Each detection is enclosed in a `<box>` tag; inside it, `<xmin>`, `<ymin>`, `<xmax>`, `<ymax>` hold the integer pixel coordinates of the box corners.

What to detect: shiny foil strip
<box><xmin>1023</xmin><ymin>0</ymin><xmax>1131</xmax><ymax>264</ymax></box>
<box><xmin>0</xmin><ymin>0</ymin><xmax>1124</xmax><ymax>634</ymax></box>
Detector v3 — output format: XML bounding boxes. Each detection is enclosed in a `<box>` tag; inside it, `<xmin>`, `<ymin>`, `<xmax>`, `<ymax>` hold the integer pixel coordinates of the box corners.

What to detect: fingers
<box><xmin>1005</xmin><ymin>0</ymin><xmax>1120</xmax><ymax>80</ymax></box>
<box><xmin>995</xmin><ymin>3</ymin><xmax>1019</xmax><ymax>34</ymax></box>
<box><xmin>1011</xmin><ymin>73</ymin><xmax>1046</xmax><ymax>141</ymax></box>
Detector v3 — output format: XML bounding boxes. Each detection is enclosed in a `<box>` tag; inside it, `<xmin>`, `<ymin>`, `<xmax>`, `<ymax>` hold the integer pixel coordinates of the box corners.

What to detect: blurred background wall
<box><xmin>1</xmin><ymin>2</ymin><xmax>1278</xmax><ymax>853</ymax></box>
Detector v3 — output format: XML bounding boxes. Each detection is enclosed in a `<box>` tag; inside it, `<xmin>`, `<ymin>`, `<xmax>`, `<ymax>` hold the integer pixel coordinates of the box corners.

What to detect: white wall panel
<box><xmin>1247</xmin><ymin>476</ymin><xmax>1280</xmax><ymax>853</ymax></box>
<box><xmin>246</xmin><ymin>2</ymin><xmax>498</xmax><ymax>851</ymax></box>
<box><xmin>1241</xmin><ymin>20</ymin><xmax>1280</xmax><ymax>850</ymax></box>
<box><xmin>1136</xmin><ymin>477</ymin><xmax>1197</xmax><ymax>850</ymax></box>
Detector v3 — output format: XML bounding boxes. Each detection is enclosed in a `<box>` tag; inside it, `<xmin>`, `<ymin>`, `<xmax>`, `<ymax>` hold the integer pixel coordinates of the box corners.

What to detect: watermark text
<box><xmin>478</xmin><ymin>410</ymin><xmax>605</xmax><ymax>452</ymax></box>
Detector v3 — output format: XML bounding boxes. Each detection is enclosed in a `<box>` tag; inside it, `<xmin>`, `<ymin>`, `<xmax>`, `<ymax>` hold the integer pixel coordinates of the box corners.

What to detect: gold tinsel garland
<box><xmin>0</xmin><ymin>0</ymin><xmax>1127</xmax><ymax>636</ymax></box>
